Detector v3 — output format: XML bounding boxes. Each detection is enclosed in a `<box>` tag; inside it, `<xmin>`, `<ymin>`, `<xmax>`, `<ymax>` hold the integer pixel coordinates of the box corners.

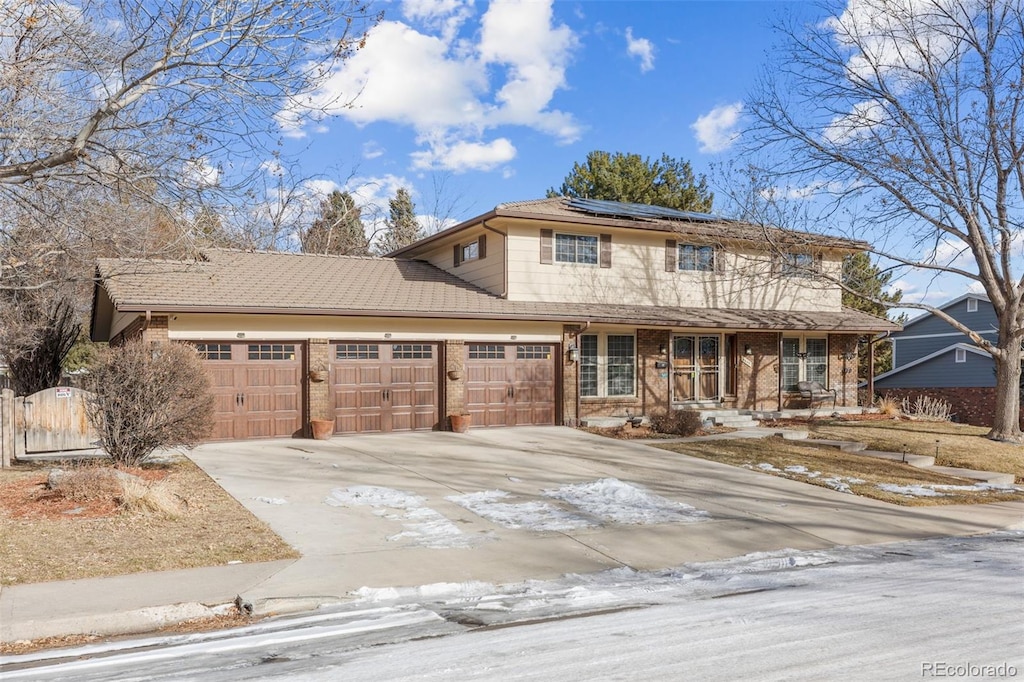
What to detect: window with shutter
<box><xmin>540</xmin><ymin>229</ymin><xmax>553</xmax><ymax>264</ymax></box>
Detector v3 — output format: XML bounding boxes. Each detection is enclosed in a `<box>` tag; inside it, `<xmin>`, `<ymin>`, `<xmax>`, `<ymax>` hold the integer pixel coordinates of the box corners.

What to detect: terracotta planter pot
<box><xmin>449</xmin><ymin>413</ymin><xmax>471</xmax><ymax>433</ymax></box>
<box><xmin>310</xmin><ymin>419</ymin><xmax>334</xmax><ymax>440</ymax></box>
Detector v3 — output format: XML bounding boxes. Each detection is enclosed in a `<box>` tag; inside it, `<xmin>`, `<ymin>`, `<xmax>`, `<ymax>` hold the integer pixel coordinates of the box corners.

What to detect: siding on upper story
<box><xmin>900</xmin><ymin>296</ymin><xmax>997</xmax><ymax>337</ymax></box>
<box><xmin>875</xmin><ymin>347</ymin><xmax>995</xmax><ymax>389</ymax></box>
<box><xmin>415</xmin><ymin>225</ymin><xmax>506</xmax><ymax>296</ymax></box>
<box><xmin>500</xmin><ymin>220</ymin><xmax>843</xmax><ymax>311</ymax></box>
<box><xmin>892</xmin><ymin>329</ymin><xmax>997</xmax><ymax>369</ymax></box>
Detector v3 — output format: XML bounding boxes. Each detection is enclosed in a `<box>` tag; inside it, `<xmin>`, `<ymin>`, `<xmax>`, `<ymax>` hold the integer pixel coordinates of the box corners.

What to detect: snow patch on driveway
<box><xmin>543</xmin><ymin>478</ymin><xmax>710</xmax><ymax>524</ymax></box>
<box><xmin>878</xmin><ymin>482</ymin><xmax>1021</xmax><ymax>497</ymax></box>
<box><xmin>325</xmin><ymin>486</ymin><xmax>483</xmax><ymax>549</ymax></box>
<box><xmin>448</xmin><ymin>490</ymin><xmax>598</xmax><ymax>532</ymax></box>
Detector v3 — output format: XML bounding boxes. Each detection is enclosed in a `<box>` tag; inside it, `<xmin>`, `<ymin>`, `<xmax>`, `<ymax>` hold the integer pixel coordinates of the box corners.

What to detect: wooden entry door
<box><xmin>464</xmin><ymin>344</ymin><xmax>556</xmax><ymax>427</ymax></box>
<box><xmin>672</xmin><ymin>335</ymin><xmax>720</xmax><ymax>402</ymax></box>
<box><xmin>199</xmin><ymin>342</ymin><xmax>304</xmax><ymax>441</ymax></box>
<box><xmin>330</xmin><ymin>342</ymin><xmax>439</xmax><ymax>434</ymax></box>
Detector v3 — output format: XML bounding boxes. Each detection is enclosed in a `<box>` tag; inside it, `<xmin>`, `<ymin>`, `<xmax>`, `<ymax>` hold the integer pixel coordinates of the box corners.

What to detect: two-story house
<box><xmin>873</xmin><ymin>293</ymin><xmax>1001</xmax><ymax>425</ymax></box>
<box><xmin>90</xmin><ymin>197</ymin><xmax>897</xmax><ymax>440</ymax></box>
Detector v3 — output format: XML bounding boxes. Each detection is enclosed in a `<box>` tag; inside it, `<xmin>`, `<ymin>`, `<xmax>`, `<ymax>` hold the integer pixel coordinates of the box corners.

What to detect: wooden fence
<box><xmin>0</xmin><ymin>387</ymin><xmax>99</xmax><ymax>467</ymax></box>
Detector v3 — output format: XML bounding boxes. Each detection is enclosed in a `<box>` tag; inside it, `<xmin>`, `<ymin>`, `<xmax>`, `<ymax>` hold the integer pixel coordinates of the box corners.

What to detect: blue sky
<box><xmin>256</xmin><ymin>0</ymin><xmax>982</xmax><ymax>310</ymax></box>
<box><xmin>274</xmin><ymin>1</ymin><xmax>792</xmax><ymax>222</ymax></box>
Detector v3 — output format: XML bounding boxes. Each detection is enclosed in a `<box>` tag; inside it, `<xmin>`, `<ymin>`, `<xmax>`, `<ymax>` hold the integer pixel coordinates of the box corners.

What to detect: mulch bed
<box><xmin>0</xmin><ymin>466</ymin><xmax>169</xmax><ymax>521</ymax></box>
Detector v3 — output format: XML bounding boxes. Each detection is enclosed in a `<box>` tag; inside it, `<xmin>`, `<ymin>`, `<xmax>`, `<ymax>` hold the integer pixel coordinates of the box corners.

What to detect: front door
<box><xmin>672</xmin><ymin>335</ymin><xmax>720</xmax><ymax>402</ymax></box>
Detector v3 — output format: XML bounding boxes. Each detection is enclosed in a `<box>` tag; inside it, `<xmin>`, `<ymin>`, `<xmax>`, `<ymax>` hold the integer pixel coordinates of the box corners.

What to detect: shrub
<box><xmin>649</xmin><ymin>410</ymin><xmax>703</xmax><ymax>436</ymax></box>
<box><xmin>876</xmin><ymin>394</ymin><xmax>901</xmax><ymax>417</ymax></box>
<box><xmin>901</xmin><ymin>394</ymin><xmax>953</xmax><ymax>422</ymax></box>
<box><xmin>85</xmin><ymin>340</ymin><xmax>215</xmax><ymax>466</ymax></box>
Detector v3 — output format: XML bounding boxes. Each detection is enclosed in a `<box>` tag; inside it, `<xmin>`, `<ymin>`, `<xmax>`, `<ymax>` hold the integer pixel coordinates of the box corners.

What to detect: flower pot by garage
<box><xmin>449</xmin><ymin>413</ymin><xmax>471</xmax><ymax>433</ymax></box>
<box><xmin>310</xmin><ymin>419</ymin><xmax>334</xmax><ymax>440</ymax></box>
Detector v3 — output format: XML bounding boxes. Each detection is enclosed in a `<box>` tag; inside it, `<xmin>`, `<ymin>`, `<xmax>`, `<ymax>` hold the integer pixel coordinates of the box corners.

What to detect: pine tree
<box><xmin>842</xmin><ymin>252</ymin><xmax>905</xmax><ymax>378</ymax></box>
<box><xmin>300</xmin><ymin>190</ymin><xmax>368</xmax><ymax>256</ymax></box>
<box><xmin>547</xmin><ymin>151</ymin><xmax>713</xmax><ymax>212</ymax></box>
<box><xmin>376</xmin><ymin>188</ymin><xmax>423</xmax><ymax>254</ymax></box>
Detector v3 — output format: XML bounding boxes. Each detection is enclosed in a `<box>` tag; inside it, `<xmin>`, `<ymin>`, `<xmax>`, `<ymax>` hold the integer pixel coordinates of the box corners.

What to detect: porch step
<box><xmin>697</xmin><ymin>409</ymin><xmax>760</xmax><ymax>429</ymax></box>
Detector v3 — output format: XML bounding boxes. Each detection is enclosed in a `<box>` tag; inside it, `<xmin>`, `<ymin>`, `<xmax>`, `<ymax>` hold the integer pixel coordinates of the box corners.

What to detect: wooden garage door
<box><xmin>197</xmin><ymin>342</ymin><xmax>304</xmax><ymax>441</ymax></box>
<box><xmin>464</xmin><ymin>344</ymin><xmax>556</xmax><ymax>427</ymax></box>
<box><xmin>331</xmin><ymin>342</ymin><xmax>439</xmax><ymax>434</ymax></box>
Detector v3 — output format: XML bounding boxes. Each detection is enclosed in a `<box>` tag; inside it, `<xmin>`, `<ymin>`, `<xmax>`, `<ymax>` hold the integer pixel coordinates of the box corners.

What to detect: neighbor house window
<box><xmin>579</xmin><ymin>333</ymin><xmax>635</xmax><ymax>397</ymax></box>
<box><xmin>781</xmin><ymin>336</ymin><xmax>828</xmax><ymax>391</ymax></box>
<box><xmin>779</xmin><ymin>252</ymin><xmax>821</xmax><ymax>278</ymax></box>
<box><xmin>678</xmin><ymin>244</ymin><xmax>716</xmax><ymax>272</ymax></box>
<box><xmin>967</xmin><ymin>298</ymin><xmax>978</xmax><ymax>312</ymax></box>
<box><xmin>555</xmin><ymin>233</ymin><xmax>599</xmax><ymax>265</ymax></box>
<box><xmin>955</xmin><ymin>347</ymin><xmax>967</xmax><ymax>363</ymax></box>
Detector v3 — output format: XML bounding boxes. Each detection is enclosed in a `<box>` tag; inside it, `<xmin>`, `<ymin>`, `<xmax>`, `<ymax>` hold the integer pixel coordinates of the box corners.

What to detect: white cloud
<box><xmin>410</xmin><ymin>137</ymin><xmax>516</xmax><ymax>173</ymax></box>
<box><xmin>822</xmin><ymin>99</ymin><xmax>888</xmax><ymax>145</ymax></box>
<box><xmin>277</xmin><ymin>0</ymin><xmax>579</xmax><ymax>172</ymax></box>
<box><xmin>625</xmin><ymin>27</ymin><xmax>655</xmax><ymax>73</ymax></box>
<box><xmin>691</xmin><ymin>102</ymin><xmax>744</xmax><ymax>153</ymax></box>
<box><xmin>362</xmin><ymin>141</ymin><xmax>385</xmax><ymax>160</ymax></box>
<box><xmin>183</xmin><ymin>157</ymin><xmax>220</xmax><ymax>187</ymax></box>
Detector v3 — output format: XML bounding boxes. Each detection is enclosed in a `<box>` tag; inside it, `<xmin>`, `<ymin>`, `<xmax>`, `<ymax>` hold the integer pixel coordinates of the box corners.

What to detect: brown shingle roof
<box><xmin>389</xmin><ymin>197</ymin><xmax>868</xmax><ymax>256</ymax></box>
<box><xmin>94</xmin><ymin>249</ymin><xmax>898</xmax><ymax>335</ymax></box>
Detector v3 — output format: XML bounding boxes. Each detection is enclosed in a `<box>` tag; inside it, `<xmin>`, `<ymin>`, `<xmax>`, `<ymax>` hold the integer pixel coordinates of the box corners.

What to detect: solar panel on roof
<box><xmin>566</xmin><ymin>197</ymin><xmax>726</xmax><ymax>223</ymax></box>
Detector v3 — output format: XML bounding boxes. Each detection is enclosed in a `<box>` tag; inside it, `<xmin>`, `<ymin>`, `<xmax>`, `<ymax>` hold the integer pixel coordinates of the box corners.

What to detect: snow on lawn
<box><xmin>748</xmin><ymin>463</ymin><xmax>864</xmax><ymax>493</ymax></box>
<box><xmin>447</xmin><ymin>490</ymin><xmax>598</xmax><ymax>532</ymax></box>
<box><xmin>325</xmin><ymin>486</ymin><xmax>482</xmax><ymax>549</ymax></box>
<box><xmin>878</xmin><ymin>482</ymin><xmax>1022</xmax><ymax>498</ymax></box>
<box><xmin>543</xmin><ymin>478</ymin><xmax>710</xmax><ymax>524</ymax></box>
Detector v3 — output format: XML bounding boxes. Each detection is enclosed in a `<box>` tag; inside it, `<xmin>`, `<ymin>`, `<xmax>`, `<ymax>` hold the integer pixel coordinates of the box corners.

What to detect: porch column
<box><xmin>307</xmin><ymin>339</ymin><xmax>331</xmax><ymax>425</ymax></box>
<box><xmin>444</xmin><ymin>340</ymin><xmax>466</xmax><ymax>429</ymax></box>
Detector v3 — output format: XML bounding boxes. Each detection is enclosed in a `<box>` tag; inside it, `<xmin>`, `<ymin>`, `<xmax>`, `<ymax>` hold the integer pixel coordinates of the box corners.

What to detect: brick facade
<box><xmin>307</xmin><ymin>339</ymin><xmax>331</xmax><ymax>424</ymax></box>
<box><xmin>112</xmin><ymin>314</ymin><xmax>170</xmax><ymax>347</ymax></box>
<box><xmin>875</xmin><ymin>386</ymin><xmax>1017</xmax><ymax>428</ymax></box>
<box><xmin>444</xmin><ymin>340</ymin><xmax>465</xmax><ymax>429</ymax></box>
<box><xmin>736</xmin><ymin>331</ymin><xmax>781</xmax><ymax>411</ymax></box>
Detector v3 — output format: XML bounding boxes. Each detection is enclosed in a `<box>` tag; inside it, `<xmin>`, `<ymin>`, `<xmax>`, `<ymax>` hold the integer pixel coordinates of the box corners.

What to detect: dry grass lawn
<box><xmin>0</xmin><ymin>458</ymin><xmax>297</xmax><ymax>587</ymax></box>
<box><xmin>656</xmin><ymin>436</ymin><xmax>1024</xmax><ymax>506</ymax></box>
<box><xmin>801</xmin><ymin>419</ymin><xmax>1024</xmax><ymax>483</ymax></box>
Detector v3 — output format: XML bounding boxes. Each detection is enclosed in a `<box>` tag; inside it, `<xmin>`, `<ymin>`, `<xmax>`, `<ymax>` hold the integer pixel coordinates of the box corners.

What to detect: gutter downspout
<box><xmin>481</xmin><ymin>220</ymin><xmax>508</xmax><ymax>298</ymax></box>
<box><xmin>570</xmin><ymin>321</ymin><xmax>591</xmax><ymax>426</ymax></box>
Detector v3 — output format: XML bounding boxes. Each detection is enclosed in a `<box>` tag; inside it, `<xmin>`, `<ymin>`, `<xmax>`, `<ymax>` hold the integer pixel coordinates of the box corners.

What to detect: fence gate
<box><xmin>19</xmin><ymin>387</ymin><xmax>98</xmax><ymax>454</ymax></box>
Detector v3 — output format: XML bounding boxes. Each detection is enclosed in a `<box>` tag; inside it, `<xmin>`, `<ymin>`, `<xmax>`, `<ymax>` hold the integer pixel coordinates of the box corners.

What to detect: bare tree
<box><xmin>0</xmin><ymin>0</ymin><xmax>379</xmax><ymax>288</ymax></box>
<box><xmin>745</xmin><ymin>0</ymin><xmax>1024</xmax><ymax>442</ymax></box>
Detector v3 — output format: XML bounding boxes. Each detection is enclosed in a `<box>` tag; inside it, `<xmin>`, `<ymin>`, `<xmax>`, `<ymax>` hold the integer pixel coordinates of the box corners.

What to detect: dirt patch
<box><xmin>656</xmin><ymin>437</ymin><xmax>1024</xmax><ymax>506</ymax></box>
<box><xmin>0</xmin><ymin>458</ymin><xmax>298</xmax><ymax>587</ymax></box>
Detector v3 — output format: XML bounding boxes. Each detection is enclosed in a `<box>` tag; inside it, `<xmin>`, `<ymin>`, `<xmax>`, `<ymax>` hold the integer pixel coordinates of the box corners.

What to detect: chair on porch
<box><xmin>796</xmin><ymin>381</ymin><xmax>837</xmax><ymax>409</ymax></box>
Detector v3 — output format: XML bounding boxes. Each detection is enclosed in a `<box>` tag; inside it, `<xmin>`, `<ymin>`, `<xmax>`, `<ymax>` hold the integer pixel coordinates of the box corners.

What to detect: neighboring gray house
<box><xmin>874</xmin><ymin>293</ymin><xmax>1002</xmax><ymax>425</ymax></box>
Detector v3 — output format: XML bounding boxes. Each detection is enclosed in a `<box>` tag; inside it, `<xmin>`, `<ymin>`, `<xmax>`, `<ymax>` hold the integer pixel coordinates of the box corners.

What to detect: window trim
<box><xmin>781</xmin><ymin>335</ymin><xmax>829</xmax><ymax>392</ymax></box>
<box><xmin>579</xmin><ymin>332</ymin><xmax>636</xmax><ymax>398</ymax></box>
<box><xmin>554</xmin><ymin>232</ymin><xmax>600</xmax><ymax>266</ymax></box>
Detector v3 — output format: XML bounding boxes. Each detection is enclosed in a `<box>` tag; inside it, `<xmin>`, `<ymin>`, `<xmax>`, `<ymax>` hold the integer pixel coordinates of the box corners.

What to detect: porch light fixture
<box><xmin>744</xmin><ymin>344</ymin><xmax>753</xmax><ymax>355</ymax></box>
<box><xmin>658</xmin><ymin>343</ymin><xmax>667</xmax><ymax>355</ymax></box>
<box><xmin>842</xmin><ymin>351</ymin><xmax>857</xmax><ymax>360</ymax></box>
<box><xmin>567</xmin><ymin>344</ymin><xmax>580</xmax><ymax>363</ymax></box>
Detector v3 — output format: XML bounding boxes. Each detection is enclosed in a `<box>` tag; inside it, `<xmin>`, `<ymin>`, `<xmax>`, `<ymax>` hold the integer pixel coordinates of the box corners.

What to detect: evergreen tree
<box><xmin>300</xmin><ymin>190</ymin><xmax>368</xmax><ymax>256</ymax></box>
<box><xmin>842</xmin><ymin>252</ymin><xmax>905</xmax><ymax>378</ymax></box>
<box><xmin>376</xmin><ymin>188</ymin><xmax>423</xmax><ymax>254</ymax></box>
<box><xmin>548</xmin><ymin>151</ymin><xmax>713</xmax><ymax>212</ymax></box>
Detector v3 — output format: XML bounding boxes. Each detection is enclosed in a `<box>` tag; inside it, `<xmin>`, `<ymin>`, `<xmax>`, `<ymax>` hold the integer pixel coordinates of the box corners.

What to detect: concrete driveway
<box><xmin>188</xmin><ymin>427</ymin><xmax>1024</xmax><ymax>601</ymax></box>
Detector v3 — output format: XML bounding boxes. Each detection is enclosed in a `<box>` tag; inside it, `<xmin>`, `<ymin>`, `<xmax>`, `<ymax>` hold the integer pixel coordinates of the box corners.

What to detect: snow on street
<box><xmin>6</xmin><ymin>531</ymin><xmax>1021</xmax><ymax>681</ymax></box>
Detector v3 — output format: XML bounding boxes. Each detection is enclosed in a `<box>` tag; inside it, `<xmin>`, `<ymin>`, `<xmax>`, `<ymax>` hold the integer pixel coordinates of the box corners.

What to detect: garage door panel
<box><xmin>199</xmin><ymin>342</ymin><xmax>303</xmax><ymax>442</ymax></box>
<box><xmin>330</xmin><ymin>342</ymin><xmax>438</xmax><ymax>434</ymax></box>
<box><xmin>465</xmin><ymin>344</ymin><xmax>556</xmax><ymax>428</ymax></box>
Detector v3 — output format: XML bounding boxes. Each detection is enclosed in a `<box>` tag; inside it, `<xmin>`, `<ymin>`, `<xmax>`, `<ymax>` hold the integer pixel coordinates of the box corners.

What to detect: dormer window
<box><xmin>453</xmin><ymin>235</ymin><xmax>486</xmax><ymax>267</ymax></box>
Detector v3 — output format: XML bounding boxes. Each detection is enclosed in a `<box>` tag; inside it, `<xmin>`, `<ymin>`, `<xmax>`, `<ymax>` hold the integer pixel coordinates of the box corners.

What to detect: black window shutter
<box><xmin>665</xmin><ymin>239</ymin><xmax>677</xmax><ymax>272</ymax></box>
<box><xmin>540</xmin><ymin>229</ymin><xmax>553</xmax><ymax>264</ymax></box>
<box><xmin>453</xmin><ymin>243</ymin><xmax>461</xmax><ymax>267</ymax></box>
<box><xmin>600</xmin><ymin>233</ymin><xmax>612</xmax><ymax>268</ymax></box>
<box><xmin>478</xmin><ymin>234</ymin><xmax>487</xmax><ymax>260</ymax></box>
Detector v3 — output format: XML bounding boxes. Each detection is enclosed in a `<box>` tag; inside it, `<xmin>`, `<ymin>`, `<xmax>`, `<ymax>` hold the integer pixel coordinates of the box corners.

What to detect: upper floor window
<box><xmin>967</xmin><ymin>298</ymin><xmax>978</xmax><ymax>312</ymax></box>
<box><xmin>555</xmin><ymin>233</ymin><xmax>599</xmax><ymax>265</ymax></box>
<box><xmin>453</xmin><ymin>234</ymin><xmax>486</xmax><ymax>267</ymax></box>
<box><xmin>678</xmin><ymin>244</ymin><xmax>716</xmax><ymax>272</ymax></box>
<box><xmin>779</xmin><ymin>252</ymin><xmax>821</xmax><ymax>278</ymax></box>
